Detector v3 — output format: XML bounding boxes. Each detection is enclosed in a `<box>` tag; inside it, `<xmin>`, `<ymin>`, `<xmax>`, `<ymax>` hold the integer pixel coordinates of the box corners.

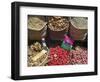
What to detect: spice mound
<box><xmin>48</xmin><ymin>46</ymin><xmax>69</xmax><ymax>65</ymax></box>
<box><xmin>28</xmin><ymin>17</ymin><xmax>47</xmax><ymax>30</ymax></box>
<box><xmin>69</xmin><ymin>46</ymin><xmax>88</xmax><ymax>65</ymax></box>
<box><xmin>28</xmin><ymin>42</ymin><xmax>48</xmax><ymax>66</ymax></box>
<box><xmin>71</xmin><ymin>17</ymin><xmax>88</xmax><ymax>29</ymax></box>
<box><xmin>48</xmin><ymin>16</ymin><xmax>69</xmax><ymax>31</ymax></box>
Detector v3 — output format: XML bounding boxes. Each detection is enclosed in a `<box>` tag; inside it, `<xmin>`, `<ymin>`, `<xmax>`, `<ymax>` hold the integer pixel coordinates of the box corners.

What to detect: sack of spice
<box><xmin>28</xmin><ymin>16</ymin><xmax>47</xmax><ymax>40</ymax></box>
<box><xmin>48</xmin><ymin>16</ymin><xmax>69</xmax><ymax>40</ymax></box>
<box><xmin>69</xmin><ymin>17</ymin><xmax>88</xmax><ymax>41</ymax></box>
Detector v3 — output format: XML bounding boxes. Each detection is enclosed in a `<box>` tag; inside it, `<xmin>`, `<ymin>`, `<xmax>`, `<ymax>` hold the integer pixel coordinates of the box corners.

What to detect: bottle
<box><xmin>41</xmin><ymin>38</ymin><xmax>48</xmax><ymax>51</ymax></box>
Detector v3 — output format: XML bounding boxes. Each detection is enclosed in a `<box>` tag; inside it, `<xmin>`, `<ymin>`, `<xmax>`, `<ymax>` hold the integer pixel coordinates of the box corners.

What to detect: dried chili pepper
<box><xmin>48</xmin><ymin>46</ymin><xmax>69</xmax><ymax>65</ymax></box>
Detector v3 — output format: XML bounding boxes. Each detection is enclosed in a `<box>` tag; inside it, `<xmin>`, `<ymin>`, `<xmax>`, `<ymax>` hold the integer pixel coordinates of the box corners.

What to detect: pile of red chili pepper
<box><xmin>48</xmin><ymin>46</ymin><xmax>88</xmax><ymax>66</ymax></box>
<box><xmin>48</xmin><ymin>46</ymin><xmax>70</xmax><ymax>65</ymax></box>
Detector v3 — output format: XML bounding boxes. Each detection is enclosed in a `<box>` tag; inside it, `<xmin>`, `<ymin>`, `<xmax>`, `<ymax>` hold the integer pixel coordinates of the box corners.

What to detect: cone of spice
<box><xmin>48</xmin><ymin>16</ymin><xmax>69</xmax><ymax>40</ymax></box>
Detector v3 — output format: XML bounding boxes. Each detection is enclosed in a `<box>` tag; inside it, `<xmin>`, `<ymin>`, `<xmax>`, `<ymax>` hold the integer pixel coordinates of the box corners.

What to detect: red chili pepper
<box><xmin>48</xmin><ymin>46</ymin><xmax>69</xmax><ymax>65</ymax></box>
